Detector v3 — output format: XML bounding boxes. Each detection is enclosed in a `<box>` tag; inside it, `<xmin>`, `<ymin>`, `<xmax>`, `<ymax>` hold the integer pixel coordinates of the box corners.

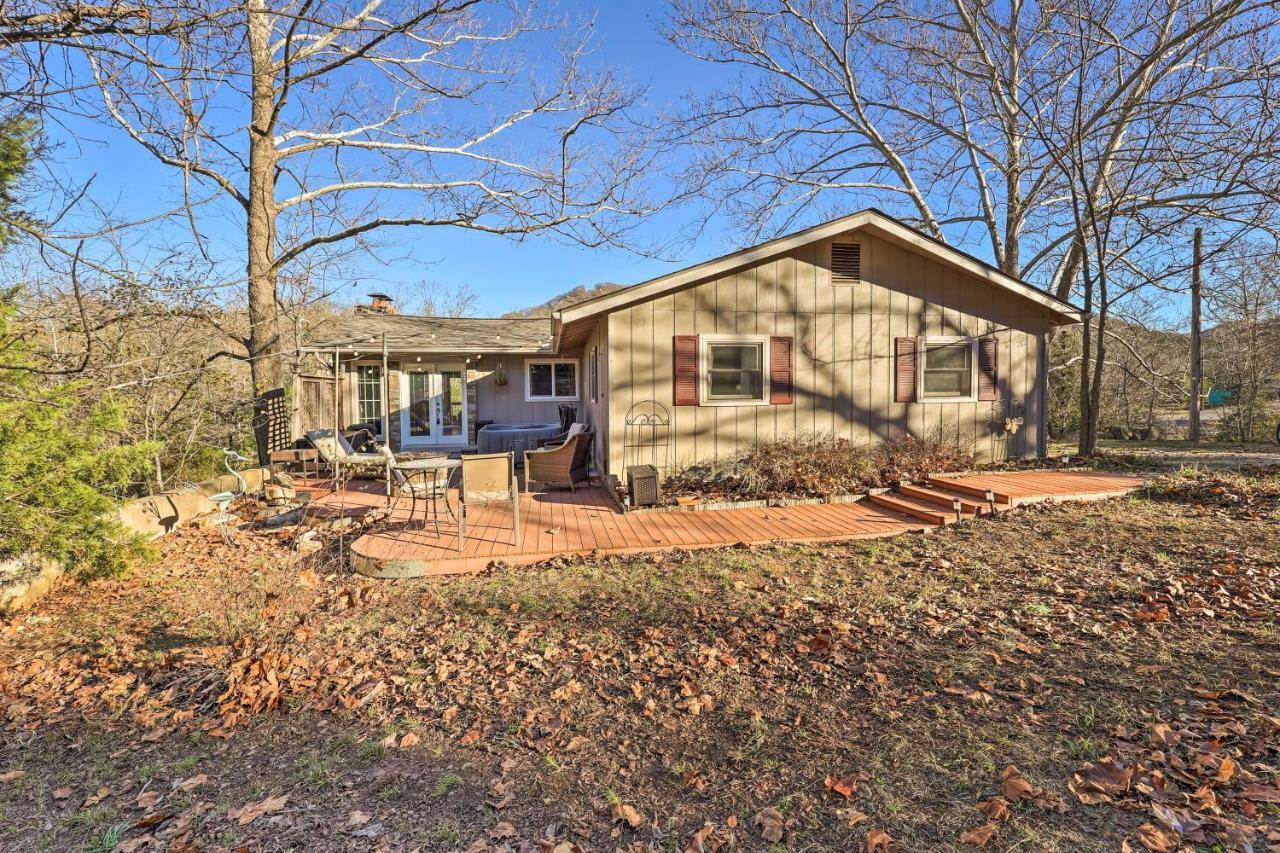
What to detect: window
<box><xmin>701</xmin><ymin>334</ymin><xmax>769</xmax><ymax>405</ymax></box>
<box><xmin>588</xmin><ymin>346</ymin><xmax>599</xmax><ymax>403</ymax></box>
<box><xmin>920</xmin><ymin>338</ymin><xmax>976</xmax><ymax>401</ymax></box>
<box><xmin>526</xmin><ymin>359</ymin><xmax>578</xmax><ymax>402</ymax></box>
<box><xmin>354</xmin><ymin>364</ymin><xmax>384</xmax><ymax>436</ymax></box>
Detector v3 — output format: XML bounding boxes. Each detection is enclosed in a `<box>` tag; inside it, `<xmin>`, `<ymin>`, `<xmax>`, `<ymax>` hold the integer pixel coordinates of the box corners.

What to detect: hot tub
<box><xmin>476</xmin><ymin>423</ymin><xmax>562</xmax><ymax>457</ymax></box>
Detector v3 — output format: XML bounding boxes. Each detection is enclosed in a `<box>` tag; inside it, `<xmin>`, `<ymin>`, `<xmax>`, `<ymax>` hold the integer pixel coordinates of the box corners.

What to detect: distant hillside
<box><xmin>502</xmin><ymin>282</ymin><xmax>625</xmax><ymax>318</ymax></box>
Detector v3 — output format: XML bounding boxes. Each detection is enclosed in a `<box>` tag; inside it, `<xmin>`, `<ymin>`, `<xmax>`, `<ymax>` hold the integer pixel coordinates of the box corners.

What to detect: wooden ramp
<box><xmin>301</xmin><ymin>470</ymin><xmax>1145</xmax><ymax>578</ymax></box>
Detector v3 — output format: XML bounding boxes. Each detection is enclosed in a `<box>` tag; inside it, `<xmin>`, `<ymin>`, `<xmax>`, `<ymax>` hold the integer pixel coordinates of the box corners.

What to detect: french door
<box><xmin>399</xmin><ymin>365</ymin><xmax>467</xmax><ymax>447</ymax></box>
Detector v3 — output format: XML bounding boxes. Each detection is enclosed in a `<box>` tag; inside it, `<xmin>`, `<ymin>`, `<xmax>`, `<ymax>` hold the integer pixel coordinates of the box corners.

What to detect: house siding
<box><xmin>604</xmin><ymin>230</ymin><xmax>1054</xmax><ymax>476</ymax></box>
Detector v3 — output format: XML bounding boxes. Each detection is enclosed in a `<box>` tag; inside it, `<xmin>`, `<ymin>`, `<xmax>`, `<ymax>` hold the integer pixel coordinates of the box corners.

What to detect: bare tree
<box><xmin>12</xmin><ymin>0</ymin><xmax>661</xmax><ymax>393</ymax></box>
<box><xmin>1204</xmin><ymin>243</ymin><xmax>1280</xmax><ymax>441</ymax></box>
<box><xmin>666</xmin><ymin>0</ymin><xmax>1280</xmax><ymax>452</ymax></box>
<box><xmin>408</xmin><ymin>280</ymin><xmax>478</xmax><ymax>317</ymax></box>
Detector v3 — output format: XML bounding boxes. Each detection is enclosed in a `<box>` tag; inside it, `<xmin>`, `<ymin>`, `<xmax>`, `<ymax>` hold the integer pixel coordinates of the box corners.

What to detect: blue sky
<box><xmin>38</xmin><ymin>1</ymin><xmax>750</xmax><ymax>317</ymax></box>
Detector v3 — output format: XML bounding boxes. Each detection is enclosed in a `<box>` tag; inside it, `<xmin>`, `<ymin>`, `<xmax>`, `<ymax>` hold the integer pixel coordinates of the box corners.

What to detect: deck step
<box><xmin>898</xmin><ymin>484</ymin><xmax>989</xmax><ymax>516</ymax></box>
<box><xmin>869</xmin><ymin>492</ymin><xmax>952</xmax><ymax>525</ymax></box>
<box><xmin>927</xmin><ymin>476</ymin><xmax>1017</xmax><ymax>506</ymax></box>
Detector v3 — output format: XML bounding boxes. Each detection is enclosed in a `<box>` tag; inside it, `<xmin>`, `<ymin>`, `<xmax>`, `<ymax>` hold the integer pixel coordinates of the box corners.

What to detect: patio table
<box><xmin>389</xmin><ymin>456</ymin><xmax>461</xmax><ymax>529</ymax></box>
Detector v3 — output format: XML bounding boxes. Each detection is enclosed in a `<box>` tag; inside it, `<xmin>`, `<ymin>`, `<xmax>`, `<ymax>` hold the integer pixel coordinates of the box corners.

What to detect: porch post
<box><xmin>333</xmin><ymin>345</ymin><xmax>341</xmax><ymax>483</ymax></box>
<box><xmin>382</xmin><ymin>332</ymin><xmax>390</xmax><ymax>496</ymax></box>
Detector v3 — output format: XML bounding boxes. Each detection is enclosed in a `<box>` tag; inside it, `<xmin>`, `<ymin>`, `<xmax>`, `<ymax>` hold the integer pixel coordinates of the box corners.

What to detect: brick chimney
<box><xmin>355</xmin><ymin>292</ymin><xmax>397</xmax><ymax>315</ymax></box>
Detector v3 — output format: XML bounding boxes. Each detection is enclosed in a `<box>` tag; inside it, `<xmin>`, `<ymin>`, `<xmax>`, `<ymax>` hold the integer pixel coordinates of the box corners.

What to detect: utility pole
<box><xmin>1189</xmin><ymin>228</ymin><xmax>1203</xmax><ymax>443</ymax></box>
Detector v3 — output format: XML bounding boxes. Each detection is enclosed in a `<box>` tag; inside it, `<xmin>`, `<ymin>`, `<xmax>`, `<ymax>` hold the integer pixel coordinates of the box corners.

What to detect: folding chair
<box><xmin>457</xmin><ymin>452</ymin><xmax>521</xmax><ymax>553</ymax></box>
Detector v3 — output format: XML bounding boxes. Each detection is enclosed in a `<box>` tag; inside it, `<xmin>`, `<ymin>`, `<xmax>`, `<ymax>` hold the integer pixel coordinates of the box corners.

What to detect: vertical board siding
<box><xmin>605</xmin><ymin>231</ymin><xmax>1056</xmax><ymax>476</ymax></box>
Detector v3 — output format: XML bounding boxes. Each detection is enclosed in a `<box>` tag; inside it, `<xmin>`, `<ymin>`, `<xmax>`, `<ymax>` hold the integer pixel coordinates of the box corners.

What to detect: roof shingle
<box><xmin>303</xmin><ymin>314</ymin><xmax>553</xmax><ymax>353</ymax></box>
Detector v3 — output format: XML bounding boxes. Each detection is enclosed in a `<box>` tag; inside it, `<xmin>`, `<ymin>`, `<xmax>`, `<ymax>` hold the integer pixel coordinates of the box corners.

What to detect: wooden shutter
<box><xmin>977</xmin><ymin>335</ymin><xmax>999</xmax><ymax>401</ymax></box>
<box><xmin>673</xmin><ymin>335</ymin><xmax>699</xmax><ymax>406</ymax></box>
<box><xmin>831</xmin><ymin>242</ymin><xmax>862</xmax><ymax>286</ymax></box>
<box><xmin>769</xmin><ymin>336</ymin><xmax>794</xmax><ymax>404</ymax></box>
<box><xmin>894</xmin><ymin>337</ymin><xmax>917</xmax><ymax>403</ymax></box>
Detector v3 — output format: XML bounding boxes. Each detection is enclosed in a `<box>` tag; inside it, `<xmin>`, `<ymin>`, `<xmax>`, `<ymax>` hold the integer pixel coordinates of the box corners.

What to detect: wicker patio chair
<box><xmin>523</xmin><ymin>426</ymin><xmax>594</xmax><ymax>492</ymax></box>
<box><xmin>458</xmin><ymin>451</ymin><xmax>521</xmax><ymax>552</ymax></box>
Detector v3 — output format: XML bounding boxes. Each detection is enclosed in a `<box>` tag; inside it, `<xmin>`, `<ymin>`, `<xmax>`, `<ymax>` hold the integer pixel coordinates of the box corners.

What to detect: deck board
<box><xmin>298</xmin><ymin>470</ymin><xmax>1145</xmax><ymax>577</ymax></box>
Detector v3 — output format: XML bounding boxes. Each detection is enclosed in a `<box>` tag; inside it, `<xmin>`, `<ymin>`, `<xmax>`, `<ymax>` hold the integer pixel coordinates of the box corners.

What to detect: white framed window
<box><xmin>919</xmin><ymin>337</ymin><xmax>977</xmax><ymax>402</ymax></box>
<box><xmin>525</xmin><ymin>358</ymin><xmax>579</xmax><ymax>402</ymax></box>
<box><xmin>352</xmin><ymin>363</ymin><xmax>385</xmax><ymax>437</ymax></box>
<box><xmin>700</xmin><ymin>334</ymin><xmax>770</xmax><ymax>406</ymax></box>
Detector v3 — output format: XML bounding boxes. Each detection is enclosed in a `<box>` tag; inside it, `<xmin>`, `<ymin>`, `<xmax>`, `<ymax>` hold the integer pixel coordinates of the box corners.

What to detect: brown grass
<box><xmin>0</xmin><ymin>470</ymin><xmax>1277</xmax><ymax>852</ymax></box>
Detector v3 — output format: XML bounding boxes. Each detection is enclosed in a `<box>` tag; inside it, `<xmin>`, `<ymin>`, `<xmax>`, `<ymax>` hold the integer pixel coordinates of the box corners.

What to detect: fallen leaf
<box><xmin>612</xmin><ymin>803</ymin><xmax>645</xmax><ymax>829</ymax></box>
<box><xmin>824</xmin><ymin>773</ymin><xmax>858</xmax><ymax>800</ymax></box>
<box><xmin>135</xmin><ymin>790</ymin><xmax>161</xmax><ymax>809</ymax></box>
<box><xmin>489</xmin><ymin>821</ymin><xmax>517</xmax><ymax>840</ymax></box>
<box><xmin>1135</xmin><ymin>822</ymin><xmax>1179</xmax><ymax>853</ymax></box>
<box><xmin>82</xmin><ymin>786</ymin><xmax>111</xmax><ymax>807</ymax></box>
<box><xmin>1134</xmin><ymin>603</ymin><xmax>1170</xmax><ymax>623</ymax></box>
<box><xmin>460</xmin><ymin>729</ymin><xmax>481</xmax><ymax>745</ymax></box>
<box><xmin>1214</xmin><ymin>756</ymin><xmax>1237</xmax><ymax>784</ymax></box>
<box><xmin>52</xmin><ymin>786</ymin><xmax>74</xmax><ymax>799</ymax></box>
<box><xmin>399</xmin><ymin>732</ymin><xmax>420</xmax><ymax>749</ymax></box>
<box><xmin>229</xmin><ymin>793</ymin><xmax>288</xmax><ymax>825</ymax></box>
<box><xmin>865</xmin><ymin>828</ymin><xmax>894</xmax><ymax>852</ymax></box>
<box><xmin>684</xmin><ymin>821</ymin><xmax>729</xmax><ymax>853</ymax></box>
<box><xmin>1072</xmin><ymin>757</ymin><xmax>1133</xmax><ymax>803</ymax></box>
<box><xmin>344</xmin><ymin>810</ymin><xmax>371</xmax><ymax>829</ymax></box>
<box><xmin>1149</xmin><ymin>723</ymin><xmax>1180</xmax><ymax>748</ymax></box>
<box><xmin>1240</xmin><ymin>782</ymin><xmax>1280</xmax><ymax>803</ymax></box>
<box><xmin>0</xmin><ymin>771</ymin><xmax>26</xmax><ymax>783</ymax></box>
<box><xmin>976</xmin><ymin>797</ymin><xmax>1010</xmax><ymax>822</ymax></box>
<box><xmin>176</xmin><ymin>774</ymin><xmax>209</xmax><ymax>793</ymax></box>
<box><xmin>1000</xmin><ymin>765</ymin><xmax>1034</xmax><ymax>801</ymax></box>
<box><xmin>752</xmin><ymin>808</ymin><xmax>784</xmax><ymax>843</ymax></box>
<box><xmin>296</xmin><ymin>568</ymin><xmax>319</xmax><ymax>588</ymax></box>
<box><xmin>959</xmin><ymin>822</ymin><xmax>997</xmax><ymax>848</ymax></box>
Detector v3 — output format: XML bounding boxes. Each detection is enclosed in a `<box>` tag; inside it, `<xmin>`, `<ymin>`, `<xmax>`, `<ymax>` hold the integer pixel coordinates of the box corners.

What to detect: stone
<box><xmin>273</xmin><ymin>471</ymin><xmax>297</xmax><ymax>489</ymax></box>
<box><xmin>0</xmin><ymin>554</ymin><xmax>65</xmax><ymax>616</ymax></box>
<box><xmin>296</xmin><ymin>538</ymin><xmax>323</xmax><ymax>555</ymax></box>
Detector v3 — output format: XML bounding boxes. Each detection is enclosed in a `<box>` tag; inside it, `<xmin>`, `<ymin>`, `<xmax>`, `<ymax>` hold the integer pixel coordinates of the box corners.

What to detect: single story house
<box><xmin>297</xmin><ymin>209</ymin><xmax>1082</xmax><ymax>478</ymax></box>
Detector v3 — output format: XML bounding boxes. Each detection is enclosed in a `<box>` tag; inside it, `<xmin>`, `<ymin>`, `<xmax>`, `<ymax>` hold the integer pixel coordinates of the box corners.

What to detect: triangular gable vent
<box><xmin>831</xmin><ymin>242</ymin><xmax>862</xmax><ymax>285</ymax></box>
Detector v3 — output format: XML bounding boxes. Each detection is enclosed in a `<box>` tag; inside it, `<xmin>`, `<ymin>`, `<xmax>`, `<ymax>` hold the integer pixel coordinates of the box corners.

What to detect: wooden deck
<box><xmin>297</xmin><ymin>470</ymin><xmax>1145</xmax><ymax>578</ymax></box>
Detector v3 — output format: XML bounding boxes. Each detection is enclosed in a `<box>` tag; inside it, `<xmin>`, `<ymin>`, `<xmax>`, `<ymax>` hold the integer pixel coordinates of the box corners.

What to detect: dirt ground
<box><xmin>1</xmin><ymin>468</ymin><xmax>1278</xmax><ymax>853</ymax></box>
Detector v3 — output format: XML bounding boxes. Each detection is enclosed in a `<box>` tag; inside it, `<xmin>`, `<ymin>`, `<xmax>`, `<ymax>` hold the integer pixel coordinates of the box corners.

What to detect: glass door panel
<box><xmin>407</xmin><ymin>370</ymin><xmax>433</xmax><ymax>440</ymax></box>
<box><xmin>439</xmin><ymin>369</ymin><xmax>464</xmax><ymax>438</ymax></box>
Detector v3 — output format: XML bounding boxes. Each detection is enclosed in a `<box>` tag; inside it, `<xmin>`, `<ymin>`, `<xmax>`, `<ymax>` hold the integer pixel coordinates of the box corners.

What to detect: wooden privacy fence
<box><xmin>293</xmin><ymin>374</ymin><xmax>342</xmax><ymax>440</ymax></box>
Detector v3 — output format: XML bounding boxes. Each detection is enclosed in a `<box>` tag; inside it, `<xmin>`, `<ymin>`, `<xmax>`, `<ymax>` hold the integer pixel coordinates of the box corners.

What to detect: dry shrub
<box><xmin>872</xmin><ymin>432</ymin><xmax>975</xmax><ymax>485</ymax></box>
<box><xmin>665</xmin><ymin>431</ymin><xmax>972</xmax><ymax>501</ymax></box>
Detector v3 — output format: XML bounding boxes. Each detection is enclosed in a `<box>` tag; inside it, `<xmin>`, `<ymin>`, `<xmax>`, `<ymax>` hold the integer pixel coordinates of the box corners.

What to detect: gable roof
<box><xmin>555</xmin><ymin>208</ymin><xmax>1083</xmax><ymax>328</ymax></box>
<box><xmin>302</xmin><ymin>314</ymin><xmax>553</xmax><ymax>353</ymax></box>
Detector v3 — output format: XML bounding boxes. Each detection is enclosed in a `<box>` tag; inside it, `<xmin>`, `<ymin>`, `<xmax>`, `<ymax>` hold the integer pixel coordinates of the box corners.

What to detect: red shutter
<box><xmin>978</xmin><ymin>335</ymin><xmax>999</xmax><ymax>401</ymax></box>
<box><xmin>769</xmin><ymin>336</ymin><xmax>794</xmax><ymax>404</ymax></box>
<box><xmin>895</xmin><ymin>337</ymin><xmax>917</xmax><ymax>403</ymax></box>
<box><xmin>673</xmin><ymin>335</ymin><xmax>699</xmax><ymax>406</ymax></box>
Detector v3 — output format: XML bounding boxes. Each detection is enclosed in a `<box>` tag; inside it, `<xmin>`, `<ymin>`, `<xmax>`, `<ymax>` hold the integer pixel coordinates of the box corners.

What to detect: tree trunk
<box><xmin>246</xmin><ymin>0</ymin><xmax>281</xmax><ymax>396</ymax></box>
